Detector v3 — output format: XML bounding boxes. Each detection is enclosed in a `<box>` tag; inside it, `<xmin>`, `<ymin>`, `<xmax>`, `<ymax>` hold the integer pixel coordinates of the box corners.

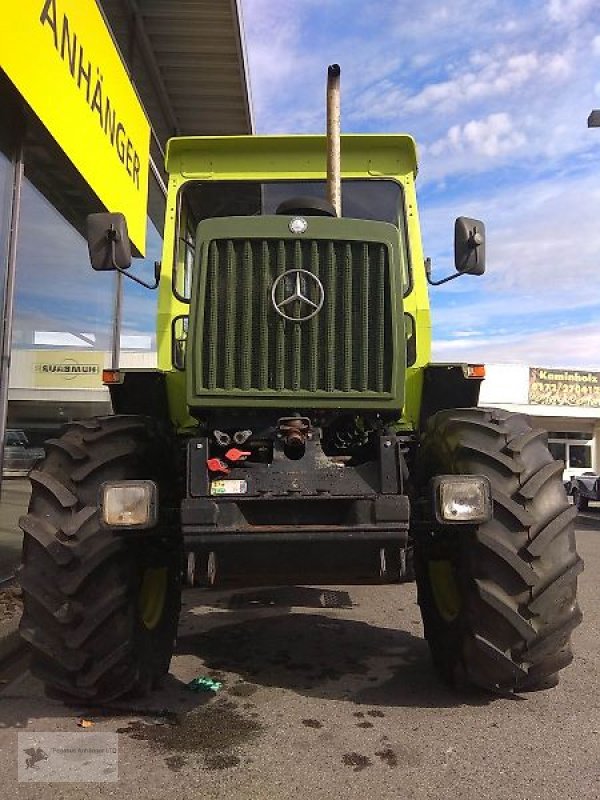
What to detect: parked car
<box><xmin>566</xmin><ymin>472</ymin><xmax>600</xmax><ymax>511</ymax></box>
<box><xmin>3</xmin><ymin>429</ymin><xmax>44</xmax><ymax>476</ymax></box>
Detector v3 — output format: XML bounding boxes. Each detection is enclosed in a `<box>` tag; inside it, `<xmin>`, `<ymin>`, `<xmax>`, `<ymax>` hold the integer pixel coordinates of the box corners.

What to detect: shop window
<box><xmin>549</xmin><ymin>434</ymin><xmax>593</xmax><ymax>474</ymax></box>
<box><xmin>12</xmin><ymin>178</ymin><xmax>113</xmax><ymax>352</ymax></box>
<box><xmin>552</xmin><ymin>431</ymin><xmax>590</xmax><ymax>441</ymax></box>
<box><xmin>548</xmin><ymin>442</ymin><xmax>566</xmax><ymax>462</ymax></box>
<box><xmin>570</xmin><ymin>445</ymin><xmax>592</xmax><ymax>470</ymax></box>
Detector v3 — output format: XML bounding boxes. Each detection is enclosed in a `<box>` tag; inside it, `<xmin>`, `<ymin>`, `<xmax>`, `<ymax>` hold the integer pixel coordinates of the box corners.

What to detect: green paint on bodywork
<box><xmin>156</xmin><ymin>134</ymin><xmax>432</xmax><ymax>430</ymax></box>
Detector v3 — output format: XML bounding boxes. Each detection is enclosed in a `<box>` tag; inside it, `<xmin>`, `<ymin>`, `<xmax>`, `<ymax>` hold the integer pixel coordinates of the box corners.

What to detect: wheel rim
<box><xmin>186</xmin><ymin>552</ymin><xmax>196</xmax><ymax>587</ymax></box>
<box><xmin>207</xmin><ymin>551</ymin><xmax>218</xmax><ymax>586</ymax></box>
<box><xmin>139</xmin><ymin>567</ymin><xmax>168</xmax><ymax>630</ymax></box>
<box><xmin>428</xmin><ymin>560</ymin><xmax>461</xmax><ymax>622</ymax></box>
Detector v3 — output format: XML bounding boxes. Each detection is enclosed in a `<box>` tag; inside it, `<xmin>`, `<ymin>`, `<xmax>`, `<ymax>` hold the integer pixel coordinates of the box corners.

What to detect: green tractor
<box><xmin>19</xmin><ymin>67</ymin><xmax>582</xmax><ymax>702</ymax></box>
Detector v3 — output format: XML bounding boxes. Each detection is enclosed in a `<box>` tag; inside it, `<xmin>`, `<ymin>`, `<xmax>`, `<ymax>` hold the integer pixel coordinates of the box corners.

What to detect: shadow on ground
<box><xmin>0</xmin><ymin>670</ymin><xmax>219</xmax><ymax>729</ymax></box>
<box><xmin>176</xmin><ymin>585</ymin><xmax>500</xmax><ymax>711</ymax></box>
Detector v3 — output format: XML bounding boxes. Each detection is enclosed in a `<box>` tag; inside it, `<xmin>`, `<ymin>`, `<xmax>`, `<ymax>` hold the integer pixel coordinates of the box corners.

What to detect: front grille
<box><xmin>199</xmin><ymin>237</ymin><xmax>393</xmax><ymax>394</ymax></box>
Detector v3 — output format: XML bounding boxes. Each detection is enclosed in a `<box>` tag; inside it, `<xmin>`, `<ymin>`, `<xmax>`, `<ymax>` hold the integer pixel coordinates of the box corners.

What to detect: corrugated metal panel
<box><xmin>100</xmin><ymin>0</ymin><xmax>252</xmax><ymax>147</ymax></box>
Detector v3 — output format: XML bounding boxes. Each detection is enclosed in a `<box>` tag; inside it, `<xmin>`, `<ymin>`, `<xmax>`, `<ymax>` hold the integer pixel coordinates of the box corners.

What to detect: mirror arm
<box><xmin>424</xmin><ymin>257</ymin><xmax>464</xmax><ymax>287</ymax></box>
<box><xmin>108</xmin><ymin>234</ymin><xmax>161</xmax><ymax>290</ymax></box>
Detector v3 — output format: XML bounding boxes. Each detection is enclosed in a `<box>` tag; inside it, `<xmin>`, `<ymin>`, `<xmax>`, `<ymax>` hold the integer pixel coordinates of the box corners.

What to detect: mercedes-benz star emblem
<box><xmin>271</xmin><ymin>269</ymin><xmax>325</xmax><ymax>322</ymax></box>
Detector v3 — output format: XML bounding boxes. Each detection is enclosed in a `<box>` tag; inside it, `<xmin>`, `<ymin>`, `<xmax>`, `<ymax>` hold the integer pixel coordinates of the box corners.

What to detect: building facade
<box><xmin>480</xmin><ymin>364</ymin><xmax>600</xmax><ymax>479</ymax></box>
<box><xmin>0</xmin><ymin>0</ymin><xmax>251</xmax><ymax>480</ymax></box>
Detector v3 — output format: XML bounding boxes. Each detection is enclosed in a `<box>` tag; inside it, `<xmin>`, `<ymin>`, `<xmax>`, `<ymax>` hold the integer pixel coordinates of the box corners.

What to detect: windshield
<box><xmin>180</xmin><ymin>179</ymin><xmax>402</xmax><ymax>224</ymax></box>
<box><xmin>174</xmin><ymin>179</ymin><xmax>409</xmax><ymax>302</ymax></box>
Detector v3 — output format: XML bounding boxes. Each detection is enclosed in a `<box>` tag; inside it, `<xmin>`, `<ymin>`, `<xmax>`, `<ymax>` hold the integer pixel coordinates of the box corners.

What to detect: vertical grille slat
<box><xmin>342</xmin><ymin>243</ymin><xmax>353</xmax><ymax>392</ymax></box>
<box><xmin>325</xmin><ymin>241</ymin><xmax>336</xmax><ymax>392</ymax></box>
<box><xmin>206</xmin><ymin>241</ymin><xmax>219</xmax><ymax>390</ymax></box>
<box><xmin>374</xmin><ymin>244</ymin><xmax>386</xmax><ymax>392</ymax></box>
<box><xmin>223</xmin><ymin>241</ymin><xmax>237</xmax><ymax>390</ymax></box>
<box><xmin>200</xmin><ymin>236</ymin><xmax>392</xmax><ymax>395</ymax></box>
<box><xmin>359</xmin><ymin>243</ymin><xmax>370</xmax><ymax>391</ymax></box>
<box><xmin>239</xmin><ymin>241</ymin><xmax>253</xmax><ymax>390</ymax></box>
<box><xmin>258</xmin><ymin>241</ymin><xmax>270</xmax><ymax>390</ymax></box>
<box><xmin>307</xmin><ymin>241</ymin><xmax>320</xmax><ymax>392</ymax></box>
<box><xmin>274</xmin><ymin>241</ymin><xmax>287</xmax><ymax>390</ymax></box>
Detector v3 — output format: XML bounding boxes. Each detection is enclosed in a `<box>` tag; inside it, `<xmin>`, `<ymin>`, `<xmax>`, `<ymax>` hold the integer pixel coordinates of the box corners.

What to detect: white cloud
<box><xmin>546</xmin><ymin>0</ymin><xmax>596</xmax><ymax>23</ymax></box>
<box><xmin>433</xmin><ymin>322</ymin><xmax>600</xmax><ymax>370</ymax></box>
<box><xmin>423</xmin><ymin>168</ymin><xmax>600</xmax><ymax>300</ymax></box>
<box><xmin>404</xmin><ymin>52</ymin><xmax>541</xmax><ymax>114</ymax></box>
<box><xmin>428</xmin><ymin>112</ymin><xmax>526</xmax><ymax>158</ymax></box>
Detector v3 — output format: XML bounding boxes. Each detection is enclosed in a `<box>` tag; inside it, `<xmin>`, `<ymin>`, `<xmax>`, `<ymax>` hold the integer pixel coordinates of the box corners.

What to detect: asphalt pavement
<box><xmin>0</xmin><ymin>520</ymin><xmax>599</xmax><ymax>799</ymax></box>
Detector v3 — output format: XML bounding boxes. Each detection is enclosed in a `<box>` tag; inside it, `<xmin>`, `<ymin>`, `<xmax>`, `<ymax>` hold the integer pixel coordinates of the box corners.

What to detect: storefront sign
<box><xmin>0</xmin><ymin>0</ymin><xmax>150</xmax><ymax>252</ymax></box>
<box><xmin>529</xmin><ymin>367</ymin><xmax>600</xmax><ymax>408</ymax></box>
<box><xmin>33</xmin><ymin>350</ymin><xmax>104</xmax><ymax>389</ymax></box>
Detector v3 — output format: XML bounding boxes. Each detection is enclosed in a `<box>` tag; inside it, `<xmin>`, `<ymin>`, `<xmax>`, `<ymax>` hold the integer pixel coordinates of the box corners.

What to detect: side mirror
<box><xmin>454</xmin><ymin>217</ymin><xmax>485</xmax><ymax>275</ymax></box>
<box><xmin>86</xmin><ymin>212</ymin><xmax>132</xmax><ymax>271</ymax></box>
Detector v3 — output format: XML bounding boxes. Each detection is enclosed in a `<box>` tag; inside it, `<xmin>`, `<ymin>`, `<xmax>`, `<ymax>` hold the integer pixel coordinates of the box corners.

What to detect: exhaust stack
<box><xmin>326</xmin><ymin>64</ymin><xmax>341</xmax><ymax>217</ymax></box>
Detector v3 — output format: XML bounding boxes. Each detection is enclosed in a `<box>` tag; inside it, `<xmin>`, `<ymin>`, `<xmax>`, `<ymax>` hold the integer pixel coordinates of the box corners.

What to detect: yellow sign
<box><xmin>33</xmin><ymin>350</ymin><xmax>105</xmax><ymax>389</ymax></box>
<box><xmin>0</xmin><ymin>0</ymin><xmax>150</xmax><ymax>252</ymax></box>
<box><xmin>529</xmin><ymin>367</ymin><xmax>600</xmax><ymax>408</ymax></box>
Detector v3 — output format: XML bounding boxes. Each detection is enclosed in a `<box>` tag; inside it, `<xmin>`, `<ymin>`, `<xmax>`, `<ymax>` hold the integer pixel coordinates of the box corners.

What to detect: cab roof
<box><xmin>165</xmin><ymin>134</ymin><xmax>418</xmax><ymax>181</ymax></box>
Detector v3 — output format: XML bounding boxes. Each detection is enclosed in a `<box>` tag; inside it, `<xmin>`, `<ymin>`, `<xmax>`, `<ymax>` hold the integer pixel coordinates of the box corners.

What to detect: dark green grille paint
<box><xmin>342</xmin><ymin>243</ymin><xmax>353</xmax><ymax>392</ymax></box>
<box><xmin>375</xmin><ymin>245</ymin><xmax>386</xmax><ymax>392</ymax></box>
<box><xmin>240</xmin><ymin>241</ymin><xmax>253</xmax><ymax>390</ymax></box>
<box><xmin>224</xmin><ymin>241</ymin><xmax>236</xmax><ymax>390</ymax></box>
<box><xmin>307</xmin><ymin>241</ymin><xmax>320</xmax><ymax>392</ymax></box>
<box><xmin>258</xmin><ymin>241</ymin><xmax>270</xmax><ymax>388</ymax></box>
<box><xmin>359</xmin><ymin>243</ymin><xmax>369</xmax><ymax>392</ymax></box>
<box><xmin>324</xmin><ymin>241</ymin><xmax>336</xmax><ymax>392</ymax></box>
<box><xmin>275</xmin><ymin>241</ymin><xmax>286</xmax><ymax>390</ymax></box>
<box><xmin>196</xmin><ymin>236</ymin><xmax>393</xmax><ymax>395</ymax></box>
<box><xmin>207</xmin><ymin>241</ymin><xmax>219</xmax><ymax>389</ymax></box>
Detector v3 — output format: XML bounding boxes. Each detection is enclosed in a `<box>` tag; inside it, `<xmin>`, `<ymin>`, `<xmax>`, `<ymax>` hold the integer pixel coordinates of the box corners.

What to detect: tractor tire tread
<box><xmin>416</xmin><ymin>407</ymin><xmax>582</xmax><ymax>692</ymax></box>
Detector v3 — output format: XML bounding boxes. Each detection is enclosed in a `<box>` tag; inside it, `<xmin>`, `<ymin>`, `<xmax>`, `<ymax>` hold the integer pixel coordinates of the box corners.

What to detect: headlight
<box><xmin>100</xmin><ymin>481</ymin><xmax>158</xmax><ymax>529</ymax></box>
<box><xmin>432</xmin><ymin>476</ymin><xmax>492</xmax><ymax>524</ymax></box>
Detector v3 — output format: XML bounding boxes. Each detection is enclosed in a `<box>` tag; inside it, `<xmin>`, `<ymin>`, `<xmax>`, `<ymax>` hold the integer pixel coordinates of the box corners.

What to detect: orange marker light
<box><xmin>464</xmin><ymin>364</ymin><xmax>486</xmax><ymax>379</ymax></box>
<box><xmin>102</xmin><ymin>369</ymin><xmax>123</xmax><ymax>384</ymax></box>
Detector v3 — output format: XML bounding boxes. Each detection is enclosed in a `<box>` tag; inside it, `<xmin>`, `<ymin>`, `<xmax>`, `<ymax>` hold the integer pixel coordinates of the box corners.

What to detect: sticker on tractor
<box><xmin>210</xmin><ymin>479</ymin><xmax>248</xmax><ymax>495</ymax></box>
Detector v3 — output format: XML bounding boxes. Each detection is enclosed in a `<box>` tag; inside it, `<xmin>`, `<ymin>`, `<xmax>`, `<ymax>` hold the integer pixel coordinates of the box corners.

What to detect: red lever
<box><xmin>207</xmin><ymin>457</ymin><xmax>230</xmax><ymax>474</ymax></box>
<box><xmin>224</xmin><ymin>448</ymin><xmax>251</xmax><ymax>463</ymax></box>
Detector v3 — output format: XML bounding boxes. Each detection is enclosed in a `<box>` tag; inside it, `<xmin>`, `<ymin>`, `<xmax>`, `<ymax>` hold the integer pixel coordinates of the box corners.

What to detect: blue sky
<box><xmin>241</xmin><ymin>0</ymin><xmax>600</xmax><ymax>368</ymax></box>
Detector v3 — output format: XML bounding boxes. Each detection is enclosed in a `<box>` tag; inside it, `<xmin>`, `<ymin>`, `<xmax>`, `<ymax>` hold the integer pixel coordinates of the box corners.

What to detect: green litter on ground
<box><xmin>186</xmin><ymin>676</ymin><xmax>223</xmax><ymax>693</ymax></box>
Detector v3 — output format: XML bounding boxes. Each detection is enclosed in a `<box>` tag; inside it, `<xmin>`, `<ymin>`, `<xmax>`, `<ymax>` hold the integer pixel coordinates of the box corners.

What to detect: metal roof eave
<box><xmin>100</xmin><ymin>0</ymin><xmax>253</xmax><ymax>143</ymax></box>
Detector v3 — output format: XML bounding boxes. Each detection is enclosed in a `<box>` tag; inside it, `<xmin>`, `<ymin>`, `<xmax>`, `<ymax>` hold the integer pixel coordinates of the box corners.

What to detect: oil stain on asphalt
<box><xmin>342</xmin><ymin>752</ymin><xmax>372</xmax><ymax>772</ymax></box>
<box><xmin>301</xmin><ymin>718</ymin><xmax>323</xmax><ymax>728</ymax></box>
<box><xmin>116</xmin><ymin>699</ymin><xmax>262</xmax><ymax>772</ymax></box>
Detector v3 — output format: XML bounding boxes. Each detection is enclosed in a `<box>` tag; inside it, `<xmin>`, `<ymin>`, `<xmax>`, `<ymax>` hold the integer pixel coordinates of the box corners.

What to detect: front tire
<box><xmin>18</xmin><ymin>416</ymin><xmax>182</xmax><ymax>703</ymax></box>
<box><xmin>414</xmin><ymin>408</ymin><xmax>583</xmax><ymax>692</ymax></box>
